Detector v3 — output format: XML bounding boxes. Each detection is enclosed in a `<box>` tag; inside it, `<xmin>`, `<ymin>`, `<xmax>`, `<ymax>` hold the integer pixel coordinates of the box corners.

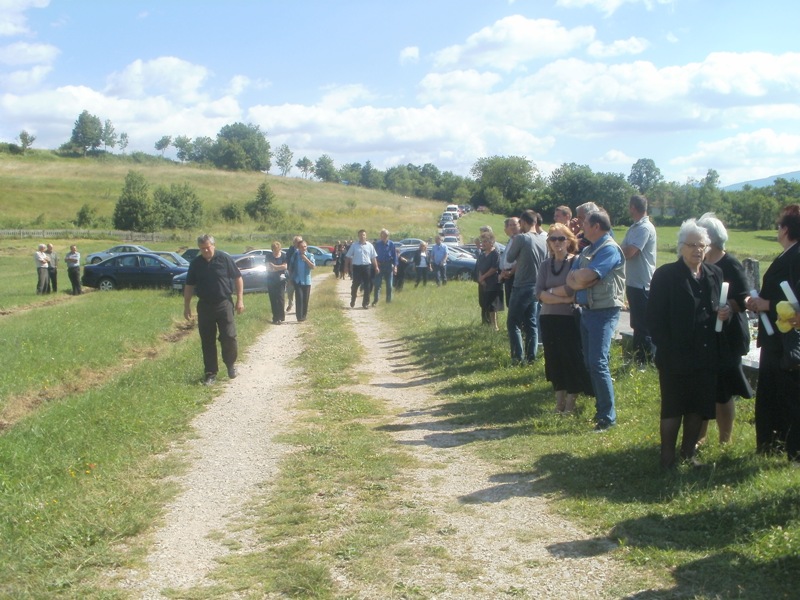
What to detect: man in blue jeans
<box><xmin>504</xmin><ymin>210</ymin><xmax>547</xmax><ymax>365</ymax></box>
<box><xmin>372</xmin><ymin>228</ymin><xmax>397</xmax><ymax>305</ymax></box>
<box><xmin>430</xmin><ymin>236</ymin><xmax>449</xmax><ymax>286</ymax></box>
<box><xmin>559</xmin><ymin>208</ymin><xmax>625</xmax><ymax>431</ymax></box>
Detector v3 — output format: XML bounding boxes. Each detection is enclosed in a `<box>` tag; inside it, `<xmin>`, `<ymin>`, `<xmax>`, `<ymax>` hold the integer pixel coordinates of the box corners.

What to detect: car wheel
<box><xmin>91</xmin><ymin>257</ymin><xmax>102</xmax><ymax>264</ymax></box>
<box><xmin>456</xmin><ymin>269</ymin><xmax>472</xmax><ymax>281</ymax></box>
<box><xmin>324</xmin><ymin>260</ymin><xmax>331</xmax><ymax>266</ymax></box>
<box><xmin>98</xmin><ymin>277</ymin><xmax>116</xmax><ymax>291</ymax></box>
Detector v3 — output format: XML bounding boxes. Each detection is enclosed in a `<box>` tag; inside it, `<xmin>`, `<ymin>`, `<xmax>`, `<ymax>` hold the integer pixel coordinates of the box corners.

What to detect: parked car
<box><xmin>398</xmin><ymin>238</ymin><xmax>426</xmax><ymax>248</ymax></box>
<box><xmin>442</xmin><ymin>235</ymin><xmax>461</xmax><ymax>245</ymax></box>
<box><xmin>85</xmin><ymin>244</ymin><xmax>152</xmax><ymax>264</ymax></box>
<box><xmin>172</xmin><ymin>253</ymin><xmax>283</xmax><ymax>294</ymax></box>
<box><xmin>81</xmin><ymin>253</ymin><xmax>188</xmax><ymax>290</ymax></box>
<box><xmin>441</xmin><ymin>223</ymin><xmax>459</xmax><ymax>235</ymax></box>
<box><xmin>180</xmin><ymin>248</ymin><xmax>200</xmax><ymax>262</ymax></box>
<box><xmin>398</xmin><ymin>246</ymin><xmax>476</xmax><ymax>281</ymax></box>
<box><xmin>438</xmin><ymin>213</ymin><xmax>455</xmax><ymax>227</ymax></box>
<box><xmin>152</xmin><ymin>251</ymin><xmax>190</xmax><ymax>267</ymax></box>
<box><xmin>306</xmin><ymin>245</ymin><xmax>334</xmax><ymax>266</ymax></box>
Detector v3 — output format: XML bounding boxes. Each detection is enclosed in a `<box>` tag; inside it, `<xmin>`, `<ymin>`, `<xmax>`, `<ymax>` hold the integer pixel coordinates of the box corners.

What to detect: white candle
<box><xmin>780</xmin><ymin>281</ymin><xmax>800</xmax><ymax>311</ymax></box>
<box><xmin>716</xmin><ymin>282</ymin><xmax>729</xmax><ymax>332</ymax></box>
<box><xmin>750</xmin><ymin>288</ymin><xmax>774</xmax><ymax>336</ymax></box>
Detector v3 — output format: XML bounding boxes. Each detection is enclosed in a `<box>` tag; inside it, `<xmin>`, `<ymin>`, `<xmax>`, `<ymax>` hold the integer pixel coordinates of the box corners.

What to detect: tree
<box><xmin>219</xmin><ymin>202</ymin><xmax>244</xmax><ymax>222</ymax></box>
<box><xmin>173</xmin><ymin>135</ymin><xmax>193</xmax><ymax>163</ymax></box>
<box><xmin>360</xmin><ymin>161</ymin><xmax>384</xmax><ymax>189</ymax></box>
<box><xmin>70</xmin><ymin>110</ymin><xmax>103</xmax><ymax>156</ymax></box>
<box><xmin>212</xmin><ymin>122</ymin><xmax>271</xmax><ymax>171</ymax></box>
<box><xmin>118</xmin><ymin>132</ymin><xmax>129</xmax><ymax>154</ymax></box>
<box><xmin>275</xmin><ymin>144</ymin><xmax>293</xmax><ymax>176</ymax></box>
<box><xmin>189</xmin><ymin>136</ymin><xmax>213</xmax><ymax>163</ymax></box>
<box><xmin>152</xmin><ymin>183</ymin><xmax>203</xmax><ymax>229</ymax></box>
<box><xmin>155</xmin><ymin>135</ymin><xmax>172</xmax><ymax>158</ymax></box>
<box><xmin>244</xmin><ymin>182</ymin><xmax>282</xmax><ymax>222</ymax></box>
<box><xmin>295</xmin><ymin>156</ymin><xmax>314</xmax><ymax>179</ymax></box>
<box><xmin>314</xmin><ymin>154</ymin><xmax>340</xmax><ymax>183</ymax></box>
<box><xmin>75</xmin><ymin>203</ymin><xmax>97</xmax><ymax>227</ymax></box>
<box><xmin>470</xmin><ymin>155</ymin><xmax>542</xmax><ymax>214</ymax></box>
<box><xmin>17</xmin><ymin>130</ymin><xmax>35</xmax><ymax>153</ymax></box>
<box><xmin>101</xmin><ymin>119</ymin><xmax>117</xmax><ymax>151</ymax></box>
<box><xmin>113</xmin><ymin>171</ymin><xmax>155</xmax><ymax>231</ymax></box>
<box><xmin>628</xmin><ymin>158</ymin><xmax>663</xmax><ymax>195</ymax></box>
<box><xmin>339</xmin><ymin>162</ymin><xmax>362</xmax><ymax>185</ymax></box>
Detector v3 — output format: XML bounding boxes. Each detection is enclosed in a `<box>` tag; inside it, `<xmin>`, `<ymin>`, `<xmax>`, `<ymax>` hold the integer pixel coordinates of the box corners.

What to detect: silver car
<box><xmin>86</xmin><ymin>244</ymin><xmax>152</xmax><ymax>264</ymax></box>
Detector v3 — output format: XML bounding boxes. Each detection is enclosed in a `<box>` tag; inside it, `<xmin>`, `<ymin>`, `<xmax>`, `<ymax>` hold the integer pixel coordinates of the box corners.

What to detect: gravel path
<box><xmin>118</xmin><ymin>274</ymin><xmax>663</xmax><ymax>598</ymax></box>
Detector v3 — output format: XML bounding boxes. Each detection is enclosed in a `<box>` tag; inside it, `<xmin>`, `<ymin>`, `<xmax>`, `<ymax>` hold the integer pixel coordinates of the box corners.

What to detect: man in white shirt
<box><xmin>345</xmin><ymin>229</ymin><xmax>379</xmax><ymax>309</ymax></box>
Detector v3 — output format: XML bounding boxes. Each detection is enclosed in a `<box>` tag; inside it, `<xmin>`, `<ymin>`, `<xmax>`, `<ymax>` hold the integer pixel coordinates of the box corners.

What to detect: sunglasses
<box><xmin>548</xmin><ymin>236</ymin><xmax>567</xmax><ymax>242</ymax></box>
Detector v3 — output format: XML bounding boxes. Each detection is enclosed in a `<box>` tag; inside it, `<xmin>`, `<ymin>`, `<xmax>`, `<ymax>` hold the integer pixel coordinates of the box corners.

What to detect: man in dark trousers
<box><xmin>183</xmin><ymin>234</ymin><xmax>244</xmax><ymax>386</ymax></box>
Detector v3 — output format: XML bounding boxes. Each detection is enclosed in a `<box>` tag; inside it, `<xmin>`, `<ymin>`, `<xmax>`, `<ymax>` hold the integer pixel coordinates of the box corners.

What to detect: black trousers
<box><xmin>197</xmin><ymin>298</ymin><xmax>237</xmax><ymax>375</ymax></box>
<box><xmin>351</xmin><ymin>264</ymin><xmax>373</xmax><ymax>307</ymax></box>
<box><xmin>68</xmin><ymin>267</ymin><xmax>82</xmax><ymax>295</ymax></box>
<box><xmin>48</xmin><ymin>267</ymin><xmax>57</xmax><ymax>292</ymax></box>
<box><xmin>295</xmin><ymin>284</ymin><xmax>310</xmax><ymax>321</ymax></box>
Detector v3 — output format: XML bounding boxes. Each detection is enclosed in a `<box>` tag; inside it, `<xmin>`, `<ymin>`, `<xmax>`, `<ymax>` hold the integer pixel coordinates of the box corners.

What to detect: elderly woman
<box><xmin>266</xmin><ymin>241</ymin><xmax>288</xmax><ymax>324</ymax></box>
<box><xmin>536</xmin><ymin>223</ymin><xmax>592</xmax><ymax>414</ymax></box>
<box><xmin>693</xmin><ymin>214</ymin><xmax>754</xmax><ymax>445</ymax></box>
<box><xmin>745</xmin><ymin>204</ymin><xmax>800</xmax><ymax>464</ymax></box>
<box><xmin>413</xmin><ymin>241</ymin><xmax>432</xmax><ymax>287</ymax></box>
<box><xmin>646</xmin><ymin>220</ymin><xmax>729</xmax><ymax>469</ymax></box>
<box><xmin>476</xmin><ymin>230</ymin><xmax>503</xmax><ymax>330</ymax></box>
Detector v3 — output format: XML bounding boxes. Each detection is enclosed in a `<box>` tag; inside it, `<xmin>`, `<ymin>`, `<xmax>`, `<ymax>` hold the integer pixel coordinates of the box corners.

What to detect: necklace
<box><xmin>551</xmin><ymin>255</ymin><xmax>568</xmax><ymax>276</ymax></box>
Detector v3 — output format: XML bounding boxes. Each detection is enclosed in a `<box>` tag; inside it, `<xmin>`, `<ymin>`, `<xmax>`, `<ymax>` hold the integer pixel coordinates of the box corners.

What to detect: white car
<box><xmin>442</xmin><ymin>235</ymin><xmax>461</xmax><ymax>245</ymax></box>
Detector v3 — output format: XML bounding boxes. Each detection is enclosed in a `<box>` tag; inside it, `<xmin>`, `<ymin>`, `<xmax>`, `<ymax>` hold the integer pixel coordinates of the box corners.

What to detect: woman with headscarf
<box><xmin>745</xmin><ymin>204</ymin><xmax>800</xmax><ymax>464</ymax></box>
<box><xmin>695</xmin><ymin>213</ymin><xmax>754</xmax><ymax>445</ymax></box>
<box><xmin>647</xmin><ymin>220</ymin><xmax>729</xmax><ymax>469</ymax></box>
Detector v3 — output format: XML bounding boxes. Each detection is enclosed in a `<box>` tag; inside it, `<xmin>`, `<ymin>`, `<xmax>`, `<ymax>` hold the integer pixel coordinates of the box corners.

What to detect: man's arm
<box><xmin>566</xmin><ymin>268</ymin><xmax>600</xmax><ymax>290</ymax></box>
<box><xmin>621</xmin><ymin>245</ymin><xmax>641</xmax><ymax>260</ymax></box>
<box><xmin>183</xmin><ymin>284</ymin><xmax>195</xmax><ymax>320</ymax></box>
<box><xmin>234</xmin><ymin>276</ymin><xmax>244</xmax><ymax>314</ymax></box>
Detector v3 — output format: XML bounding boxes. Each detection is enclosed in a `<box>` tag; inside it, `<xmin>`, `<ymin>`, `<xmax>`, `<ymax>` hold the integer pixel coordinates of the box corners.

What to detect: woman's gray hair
<box><xmin>696</xmin><ymin>212</ymin><xmax>728</xmax><ymax>250</ymax></box>
<box><xmin>677</xmin><ymin>219</ymin><xmax>710</xmax><ymax>254</ymax></box>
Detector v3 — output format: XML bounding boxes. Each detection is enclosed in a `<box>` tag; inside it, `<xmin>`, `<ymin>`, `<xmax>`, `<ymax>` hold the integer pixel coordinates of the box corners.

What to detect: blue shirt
<box><xmin>430</xmin><ymin>243</ymin><xmax>448</xmax><ymax>265</ymax></box>
<box><xmin>292</xmin><ymin>251</ymin><xmax>315</xmax><ymax>285</ymax></box>
<box><xmin>374</xmin><ymin>239</ymin><xmax>397</xmax><ymax>266</ymax></box>
<box><xmin>572</xmin><ymin>233</ymin><xmax>623</xmax><ymax>305</ymax></box>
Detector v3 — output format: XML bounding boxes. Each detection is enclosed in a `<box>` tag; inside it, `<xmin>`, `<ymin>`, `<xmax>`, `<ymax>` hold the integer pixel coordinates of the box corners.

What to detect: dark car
<box><xmin>172</xmin><ymin>253</ymin><xmax>283</xmax><ymax>294</ymax></box>
<box><xmin>399</xmin><ymin>246</ymin><xmax>477</xmax><ymax>281</ymax></box>
<box><xmin>81</xmin><ymin>253</ymin><xmax>189</xmax><ymax>291</ymax></box>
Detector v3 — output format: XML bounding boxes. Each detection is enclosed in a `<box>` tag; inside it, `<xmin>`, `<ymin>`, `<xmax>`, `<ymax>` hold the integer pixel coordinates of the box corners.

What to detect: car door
<box><xmin>236</xmin><ymin>256</ymin><xmax>267</xmax><ymax>293</ymax></box>
<box><xmin>139</xmin><ymin>255</ymin><xmax>173</xmax><ymax>287</ymax></box>
<box><xmin>114</xmin><ymin>255</ymin><xmax>141</xmax><ymax>287</ymax></box>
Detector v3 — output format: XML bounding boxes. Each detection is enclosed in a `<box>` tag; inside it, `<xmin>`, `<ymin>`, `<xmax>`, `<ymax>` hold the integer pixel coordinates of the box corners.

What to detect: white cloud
<box><xmin>105</xmin><ymin>57</ymin><xmax>210</xmax><ymax>103</ymax></box>
<box><xmin>0</xmin><ymin>0</ymin><xmax>49</xmax><ymax>36</ymax></box>
<box><xmin>433</xmin><ymin>15</ymin><xmax>595</xmax><ymax>72</ymax></box>
<box><xmin>417</xmin><ymin>69</ymin><xmax>502</xmax><ymax>104</ymax></box>
<box><xmin>227</xmin><ymin>75</ymin><xmax>250</xmax><ymax>96</ymax></box>
<box><xmin>0</xmin><ymin>64</ymin><xmax>50</xmax><ymax>89</ymax></box>
<box><xmin>0</xmin><ymin>41</ymin><xmax>59</xmax><ymax>65</ymax></box>
<box><xmin>597</xmin><ymin>148</ymin><xmax>635</xmax><ymax>166</ymax></box>
<box><xmin>587</xmin><ymin>36</ymin><xmax>648</xmax><ymax>58</ymax></box>
<box><xmin>556</xmin><ymin>0</ymin><xmax>674</xmax><ymax>17</ymax></box>
<box><xmin>399</xmin><ymin>46</ymin><xmax>419</xmax><ymax>65</ymax></box>
<box><xmin>318</xmin><ymin>83</ymin><xmax>376</xmax><ymax>110</ymax></box>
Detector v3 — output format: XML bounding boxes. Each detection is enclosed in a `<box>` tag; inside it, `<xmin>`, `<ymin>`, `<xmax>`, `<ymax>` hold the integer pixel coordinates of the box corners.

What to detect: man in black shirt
<box><xmin>183</xmin><ymin>234</ymin><xmax>244</xmax><ymax>385</ymax></box>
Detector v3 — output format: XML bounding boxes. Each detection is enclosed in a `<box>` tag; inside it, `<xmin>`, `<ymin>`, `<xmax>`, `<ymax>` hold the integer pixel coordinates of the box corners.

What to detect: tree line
<box><xmin>9</xmin><ymin>109</ymin><xmax>800</xmax><ymax>231</ymax></box>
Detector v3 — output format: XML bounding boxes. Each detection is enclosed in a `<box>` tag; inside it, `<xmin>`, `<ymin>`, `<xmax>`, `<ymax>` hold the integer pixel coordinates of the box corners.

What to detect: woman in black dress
<box><xmin>476</xmin><ymin>231</ymin><xmax>503</xmax><ymax>330</ymax></box>
<box><xmin>266</xmin><ymin>241</ymin><xmax>288</xmax><ymax>324</ymax></box>
<box><xmin>647</xmin><ymin>220</ymin><xmax>729</xmax><ymax>469</ymax></box>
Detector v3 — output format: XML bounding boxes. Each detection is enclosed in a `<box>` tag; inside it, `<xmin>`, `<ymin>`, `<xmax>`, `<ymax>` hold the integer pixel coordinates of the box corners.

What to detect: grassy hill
<box><xmin>0</xmin><ymin>151</ymin><xmax>449</xmax><ymax>244</ymax></box>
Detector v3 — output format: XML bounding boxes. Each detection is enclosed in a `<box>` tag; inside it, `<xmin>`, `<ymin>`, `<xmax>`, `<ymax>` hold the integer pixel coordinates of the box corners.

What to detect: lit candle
<box><xmin>750</xmin><ymin>288</ymin><xmax>774</xmax><ymax>336</ymax></box>
<box><xmin>716</xmin><ymin>282</ymin><xmax>729</xmax><ymax>332</ymax></box>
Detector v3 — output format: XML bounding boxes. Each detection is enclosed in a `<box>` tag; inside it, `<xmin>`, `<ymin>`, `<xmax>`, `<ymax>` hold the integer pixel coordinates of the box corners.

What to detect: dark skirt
<box><xmin>540</xmin><ymin>314</ymin><xmax>593</xmax><ymax>395</ymax></box>
<box><xmin>716</xmin><ymin>360</ymin><xmax>753</xmax><ymax>404</ymax></box>
<box><xmin>659</xmin><ymin>368</ymin><xmax>717</xmax><ymax>419</ymax></box>
<box><xmin>479</xmin><ymin>287</ymin><xmax>504</xmax><ymax>313</ymax></box>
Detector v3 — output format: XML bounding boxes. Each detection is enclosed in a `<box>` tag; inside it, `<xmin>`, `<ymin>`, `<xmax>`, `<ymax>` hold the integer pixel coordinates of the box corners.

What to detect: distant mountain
<box><xmin>722</xmin><ymin>170</ymin><xmax>800</xmax><ymax>192</ymax></box>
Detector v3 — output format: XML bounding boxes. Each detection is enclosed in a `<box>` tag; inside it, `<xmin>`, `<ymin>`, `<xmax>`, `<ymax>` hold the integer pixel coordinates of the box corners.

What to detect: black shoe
<box><xmin>350</xmin><ymin>299</ymin><xmax>355</xmax><ymax>308</ymax></box>
<box><xmin>203</xmin><ymin>373</ymin><xmax>216</xmax><ymax>386</ymax></box>
<box><xmin>593</xmin><ymin>421</ymin><xmax>614</xmax><ymax>433</ymax></box>
<box><xmin>371</xmin><ymin>300</ymin><xmax>377</xmax><ymax>306</ymax></box>
<box><xmin>227</xmin><ymin>365</ymin><xmax>237</xmax><ymax>379</ymax></box>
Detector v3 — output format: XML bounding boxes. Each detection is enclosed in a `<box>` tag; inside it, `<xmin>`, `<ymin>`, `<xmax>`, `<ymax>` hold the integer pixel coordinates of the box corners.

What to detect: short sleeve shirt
<box><xmin>186</xmin><ymin>251</ymin><xmax>241</xmax><ymax>303</ymax></box>
<box><xmin>622</xmin><ymin>216</ymin><xmax>656</xmax><ymax>289</ymax></box>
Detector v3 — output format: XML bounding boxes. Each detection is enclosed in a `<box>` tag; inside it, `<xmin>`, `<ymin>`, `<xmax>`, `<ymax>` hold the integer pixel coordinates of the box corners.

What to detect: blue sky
<box><xmin>2</xmin><ymin>0</ymin><xmax>799</xmax><ymax>186</ymax></box>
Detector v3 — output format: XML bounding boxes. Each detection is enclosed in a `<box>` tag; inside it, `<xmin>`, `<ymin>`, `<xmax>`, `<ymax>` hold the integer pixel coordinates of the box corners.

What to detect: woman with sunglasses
<box><xmin>536</xmin><ymin>223</ymin><xmax>592</xmax><ymax>414</ymax></box>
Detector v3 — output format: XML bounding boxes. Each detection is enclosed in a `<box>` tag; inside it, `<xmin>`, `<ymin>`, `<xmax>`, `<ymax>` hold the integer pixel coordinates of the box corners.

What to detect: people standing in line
<box><xmin>476</xmin><ymin>230</ymin><xmax>503</xmax><ymax>331</ymax></box>
<box><xmin>285</xmin><ymin>235</ymin><xmax>302</xmax><ymax>313</ymax></box>
<box><xmin>45</xmin><ymin>243</ymin><xmax>58</xmax><ymax>293</ymax></box>
<box><xmin>647</xmin><ymin>220</ymin><xmax>728</xmax><ymax>469</ymax></box>
<box><xmin>430</xmin><ymin>236</ymin><xmax>449</xmax><ymax>286</ymax></box>
<box><xmin>498</xmin><ymin>217</ymin><xmax>519</xmax><ymax>308</ymax></box>
<box><xmin>266</xmin><ymin>241</ymin><xmax>288</xmax><ymax>324</ymax></box>
<box><xmin>291</xmin><ymin>240</ymin><xmax>315</xmax><ymax>322</ymax></box>
<box><xmin>694</xmin><ymin>213</ymin><xmax>754</xmax><ymax>446</ymax></box>
<box><xmin>372</xmin><ymin>229</ymin><xmax>397</xmax><ymax>306</ymax></box>
<box><xmin>536</xmin><ymin>223</ymin><xmax>593</xmax><ymax>415</ymax></box>
<box><xmin>745</xmin><ymin>204</ymin><xmax>800</xmax><ymax>465</ymax></box>
<box><xmin>621</xmin><ymin>194</ymin><xmax>657</xmax><ymax>365</ymax></box>
<box><xmin>34</xmin><ymin>243</ymin><xmax>50</xmax><ymax>294</ymax></box>
<box><xmin>504</xmin><ymin>210</ymin><xmax>547</xmax><ymax>365</ymax></box>
<box><xmin>413</xmin><ymin>241</ymin><xmax>431</xmax><ymax>287</ymax></box>
<box><xmin>64</xmin><ymin>244</ymin><xmax>82</xmax><ymax>295</ymax></box>
<box><xmin>345</xmin><ymin>229</ymin><xmax>379</xmax><ymax>308</ymax></box>
<box><xmin>183</xmin><ymin>234</ymin><xmax>244</xmax><ymax>386</ymax></box>
<box><xmin>553</xmin><ymin>208</ymin><xmax>625</xmax><ymax>431</ymax></box>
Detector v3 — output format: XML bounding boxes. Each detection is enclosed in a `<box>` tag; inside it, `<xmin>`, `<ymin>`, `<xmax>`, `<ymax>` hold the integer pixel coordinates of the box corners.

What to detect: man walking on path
<box><xmin>183</xmin><ymin>234</ymin><xmax>244</xmax><ymax>386</ymax></box>
<box><xmin>372</xmin><ymin>228</ymin><xmax>397</xmax><ymax>306</ymax></box>
<box><xmin>504</xmin><ymin>210</ymin><xmax>547</xmax><ymax>365</ymax></box>
<box><xmin>430</xmin><ymin>235</ymin><xmax>449</xmax><ymax>286</ymax></box>
<box><xmin>557</xmin><ymin>208</ymin><xmax>626</xmax><ymax>431</ymax></box>
<box><xmin>345</xmin><ymin>229</ymin><xmax>379</xmax><ymax>309</ymax></box>
<box><xmin>621</xmin><ymin>194</ymin><xmax>657</xmax><ymax>365</ymax></box>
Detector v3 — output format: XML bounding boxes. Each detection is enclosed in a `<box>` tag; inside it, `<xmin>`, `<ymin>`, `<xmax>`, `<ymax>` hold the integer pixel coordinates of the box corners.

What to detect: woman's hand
<box><xmin>717</xmin><ymin>304</ymin><xmax>732</xmax><ymax>322</ymax></box>
<box><xmin>746</xmin><ymin>296</ymin><xmax>769</xmax><ymax>313</ymax></box>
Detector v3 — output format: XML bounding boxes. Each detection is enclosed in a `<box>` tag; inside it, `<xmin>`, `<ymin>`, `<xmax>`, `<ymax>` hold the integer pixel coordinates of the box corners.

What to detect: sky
<box><xmin>1</xmin><ymin>0</ymin><xmax>799</xmax><ymax>187</ymax></box>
